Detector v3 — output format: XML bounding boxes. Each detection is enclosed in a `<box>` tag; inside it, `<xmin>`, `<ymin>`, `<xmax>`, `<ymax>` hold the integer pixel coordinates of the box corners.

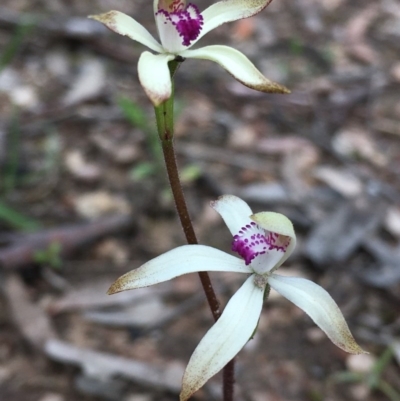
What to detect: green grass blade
<box><xmin>0</xmin><ymin>20</ymin><xmax>35</xmax><ymax>72</ymax></box>
<box><xmin>0</xmin><ymin>201</ymin><xmax>41</xmax><ymax>231</ymax></box>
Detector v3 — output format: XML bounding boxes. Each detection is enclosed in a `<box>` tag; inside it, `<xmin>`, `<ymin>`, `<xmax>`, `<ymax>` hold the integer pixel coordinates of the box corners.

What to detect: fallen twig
<box><xmin>0</xmin><ymin>214</ymin><xmax>135</xmax><ymax>270</ymax></box>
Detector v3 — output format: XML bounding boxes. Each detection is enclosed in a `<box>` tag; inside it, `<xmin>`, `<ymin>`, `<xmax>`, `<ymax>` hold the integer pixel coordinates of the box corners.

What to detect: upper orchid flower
<box><xmin>108</xmin><ymin>195</ymin><xmax>366</xmax><ymax>401</ymax></box>
<box><xmin>90</xmin><ymin>0</ymin><xmax>289</xmax><ymax>106</ymax></box>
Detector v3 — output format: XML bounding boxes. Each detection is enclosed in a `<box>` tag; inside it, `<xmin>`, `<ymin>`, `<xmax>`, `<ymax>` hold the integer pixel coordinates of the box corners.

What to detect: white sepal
<box><xmin>108</xmin><ymin>245</ymin><xmax>250</xmax><ymax>294</ymax></box>
<box><xmin>182</xmin><ymin>45</ymin><xmax>289</xmax><ymax>94</ymax></box>
<box><xmin>138</xmin><ymin>52</ymin><xmax>175</xmax><ymax>106</ymax></box>
<box><xmin>195</xmin><ymin>0</ymin><xmax>273</xmax><ymax>45</ymax></box>
<box><xmin>210</xmin><ymin>194</ymin><xmax>253</xmax><ymax>236</ymax></box>
<box><xmin>268</xmin><ymin>274</ymin><xmax>367</xmax><ymax>354</ymax></box>
<box><xmin>89</xmin><ymin>11</ymin><xmax>163</xmax><ymax>53</ymax></box>
<box><xmin>181</xmin><ymin>275</ymin><xmax>264</xmax><ymax>401</ymax></box>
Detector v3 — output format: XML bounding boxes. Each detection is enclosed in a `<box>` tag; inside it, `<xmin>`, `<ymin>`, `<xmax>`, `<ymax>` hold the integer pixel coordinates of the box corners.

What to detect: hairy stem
<box><xmin>161</xmin><ymin>132</ymin><xmax>235</xmax><ymax>401</ymax></box>
<box><xmin>161</xmin><ymin>139</ymin><xmax>221</xmax><ymax>320</ymax></box>
<box><xmin>153</xmin><ymin>59</ymin><xmax>235</xmax><ymax>401</ymax></box>
<box><xmin>223</xmin><ymin>359</ymin><xmax>236</xmax><ymax>401</ymax></box>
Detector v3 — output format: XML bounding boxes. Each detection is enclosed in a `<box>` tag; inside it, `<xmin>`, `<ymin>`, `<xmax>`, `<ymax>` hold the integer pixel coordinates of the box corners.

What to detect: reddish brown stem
<box><xmin>162</xmin><ymin>139</ymin><xmax>220</xmax><ymax>320</ymax></box>
<box><xmin>161</xmin><ymin>139</ymin><xmax>235</xmax><ymax>401</ymax></box>
<box><xmin>223</xmin><ymin>358</ymin><xmax>236</xmax><ymax>401</ymax></box>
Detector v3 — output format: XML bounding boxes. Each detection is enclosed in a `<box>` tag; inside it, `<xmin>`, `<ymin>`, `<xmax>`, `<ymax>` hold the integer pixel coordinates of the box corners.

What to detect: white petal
<box><xmin>268</xmin><ymin>274</ymin><xmax>367</xmax><ymax>354</ymax></box>
<box><xmin>251</xmin><ymin>211</ymin><xmax>296</xmax><ymax>270</ymax></box>
<box><xmin>108</xmin><ymin>245</ymin><xmax>250</xmax><ymax>294</ymax></box>
<box><xmin>89</xmin><ymin>11</ymin><xmax>163</xmax><ymax>53</ymax></box>
<box><xmin>210</xmin><ymin>194</ymin><xmax>253</xmax><ymax>236</ymax></box>
<box><xmin>181</xmin><ymin>275</ymin><xmax>264</xmax><ymax>401</ymax></box>
<box><xmin>194</xmin><ymin>0</ymin><xmax>272</xmax><ymax>45</ymax></box>
<box><xmin>138</xmin><ymin>52</ymin><xmax>175</xmax><ymax>106</ymax></box>
<box><xmin>181</xmin><ymin>45</ymin><xmax>289</xmax><ymax>93</ymax></box>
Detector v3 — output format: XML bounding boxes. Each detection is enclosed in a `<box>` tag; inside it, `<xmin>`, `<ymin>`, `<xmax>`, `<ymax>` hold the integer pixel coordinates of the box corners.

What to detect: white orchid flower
<box><xmin>90</xmin><ymin>0</ymin><xmax>289</xmax><ymax>106</ymax></box>
<box><xmin>108</xmin><ymin>195</ymin><xmax>366</xmax><ymax>401</ymax></box>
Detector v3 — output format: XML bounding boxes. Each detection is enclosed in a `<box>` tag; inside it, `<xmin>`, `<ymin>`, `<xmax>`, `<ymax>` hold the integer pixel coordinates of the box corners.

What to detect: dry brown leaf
<box><xmin>384</xmin><ymin>207</ymin><xmax>400</xmax><ymax>238</ymax></box>
<box><xmin>344</xmin><ymin>5</ymin><xmax>379</xmax><ymax>63</ymax></box>
<box><xmin>391</xmin><ymin>62</ymin><xmax>400</xmax><ymax>82</ymax></box>
<box><xmin>93</xmin><ymin>239</ymin><xmax>129</xmax><ymax>266</ymax></box>
<box><xmin>313</xmin><ymin>166</ymin><xmax>363</xmax><ymax>198</ymax></box>
<box><xmin>320</xmin><ymin>0</ymin><xmax>344</xmax><ymax>11</ymax></box>
<box><xmin>62</xmin><ymin>59</ymin><xmax>106</xmax><ymax>106</ymax></box>
<box><xmin>229</xmin><ymin>124</ymin><xmax>257</xmax><ymax>149</ymax></box>
<box><xmin>332</xmin><ymin>127</ymin><xmax>387</xmax><ymax>166</ymax></box>
<box><xmin>346</xmin><ymin>353</ymin><xmax>376</xmax><ymax>374</ymax></box>
<box><xmin>3</xmin><ymin>275</ymin><xmax>57</xmax><ymax>348</ymax></box>
<box><xmin>73</xmin><ymin>191</ymin><xmax>131</xmax><ymax>219</ymax></box>
<box><xmin>64</xmin><ymin>150</ymin><xmax>101</xmax><ymax>182</ymax></box>
<box><xmin>373</xmin><ymin>118</ymin><xmax>400</xmax><ymax>136</ymax></box>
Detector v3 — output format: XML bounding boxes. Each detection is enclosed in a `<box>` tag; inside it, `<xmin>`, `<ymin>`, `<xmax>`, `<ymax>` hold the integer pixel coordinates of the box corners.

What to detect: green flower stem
<box><xmin>154</xmin><ymin>59</ymin><xmax>235</xmax><ymax>401</ymax></box>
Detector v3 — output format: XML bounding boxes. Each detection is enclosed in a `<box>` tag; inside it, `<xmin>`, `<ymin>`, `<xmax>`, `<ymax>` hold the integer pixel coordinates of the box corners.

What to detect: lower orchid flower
<box><xmin>108</xmin><ymin>195</ymin><xmax>366</xmax><ymax>401</ymax></box>
<box><xmin>89</xmin><ymin>0</ymin><xmax>289</xmax><ymax>106</ymax></box>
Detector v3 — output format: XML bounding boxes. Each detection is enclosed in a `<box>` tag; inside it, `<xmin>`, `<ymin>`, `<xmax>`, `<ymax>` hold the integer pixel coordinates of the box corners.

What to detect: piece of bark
<box><xmin>362</xmin><ymin>236</ymin><xmax>400</xmax><ymax>266</ymax></box>
<box><xmin>45</xmin><ymin>339</ymin><xmax>184</xmax><ymax>393</ymax></box>
<box><xmin>359</xmin><ymin>236</ymin><xmax>400</xmax><ymax>288</ymax></box>
<box><xmin>74</xmin><ymin>375</ymin><xmax>126</xmax><ymax>401</ymax></box>
<box><xmin>305</xmin><ymin>200</ymin><xmax>386</xmax><ymax>265</ymax></box>
<box><xmin>360</xmin><ymin>265</ymin><xmax>400</xmax><ymax>289</ymax></box>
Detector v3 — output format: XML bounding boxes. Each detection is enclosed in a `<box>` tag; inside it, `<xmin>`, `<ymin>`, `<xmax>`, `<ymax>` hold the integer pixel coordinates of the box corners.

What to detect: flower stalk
<box><xmin>160</xmin><ymin>139</ymin><xmax>223</xmax><ymax>320</ymax></box>
<box><xmin>91</xmin><ymin>2</ymin><xmax>366</xmax><ymax>400</ymax></box>
<box><xmin>154</xmin><ymin>59</ymin><xmax>235</xmax><ymax>401</ymax></box>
